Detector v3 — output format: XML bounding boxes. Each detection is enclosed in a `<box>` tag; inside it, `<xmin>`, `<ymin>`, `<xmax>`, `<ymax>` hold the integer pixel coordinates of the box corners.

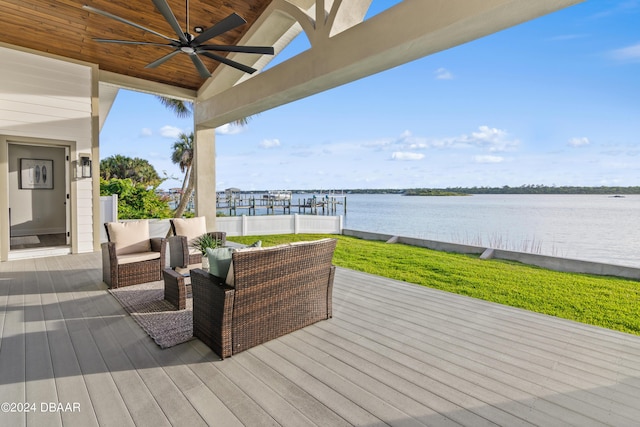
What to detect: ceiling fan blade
<box><xmin>197</xmin><ymin>45</ymin><xmax>274</xmax><ymax>55</ymax></box>
<box><xmin>199</xmin><ymin>51</ymin><xmax>257</xmax><ymax>74</ymax></box>
<box><xmin>145</xmin><ymin>50</ymin><xmax>181</xmax><ymax>69</ymax></box>
<box><xmin>83</xmin><ymin>5</ymin><xmax>176</xmax><ymax>43</ymax></box>
<box><xmin>151</xmin><ymin>0</ymin><xmax>189</xmax><ymax>44</ymax></box>
<box><xmin>92</xmin><ymin>38</ymin><xmax>175</xmax><ymax>48</ymax></box>
<box><xmin>192</xmin><ymin>13</ymin><xmax>247</xmax><ymax>46</ymax></box>
<box><xmin>189</xmin><ymin>54</ymin><xmax>212</xmax><ymax>79</ymax></box>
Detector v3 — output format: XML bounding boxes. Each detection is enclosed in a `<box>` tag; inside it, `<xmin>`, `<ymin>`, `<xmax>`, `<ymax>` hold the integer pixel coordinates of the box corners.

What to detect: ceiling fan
<box><xmin>83</xmin><ymin>0</ymin><xmax>274</xmax><ymax>78</ymax></box>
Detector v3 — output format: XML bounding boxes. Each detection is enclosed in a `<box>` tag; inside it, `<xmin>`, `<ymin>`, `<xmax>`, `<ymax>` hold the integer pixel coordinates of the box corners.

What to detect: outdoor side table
<box><xmin>162</xmin><ymin>268</ymin><xmax>191</xmax><ymax>310</ymax></box>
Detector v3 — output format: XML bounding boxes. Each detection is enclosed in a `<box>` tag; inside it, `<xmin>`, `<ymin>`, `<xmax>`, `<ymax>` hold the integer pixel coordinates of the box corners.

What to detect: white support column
<box><xmin>194</xmin><ymin>126</ymin><xmax>217</xmax><ymax>231</ymax></box>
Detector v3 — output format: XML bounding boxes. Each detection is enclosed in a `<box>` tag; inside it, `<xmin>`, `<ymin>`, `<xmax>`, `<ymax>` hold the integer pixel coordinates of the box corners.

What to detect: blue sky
<box><xmin>100</xmin><ymin>0</ymin><xmax>640</xmax><ymax>191</ymax></box>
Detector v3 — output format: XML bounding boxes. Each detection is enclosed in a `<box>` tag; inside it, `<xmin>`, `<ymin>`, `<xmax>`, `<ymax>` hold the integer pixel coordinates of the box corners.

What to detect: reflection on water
<box><xmin>336</xmin><ymin>194</ymin><xmax>640</xmax><ymax>268</ymax></box>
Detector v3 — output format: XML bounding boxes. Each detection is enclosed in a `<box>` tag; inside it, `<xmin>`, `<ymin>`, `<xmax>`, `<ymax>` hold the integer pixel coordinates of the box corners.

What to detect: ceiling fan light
<box><xmin>180</xmin><ymin>46</ymin><xmax>195</xmax><ymax>54</ymax></box>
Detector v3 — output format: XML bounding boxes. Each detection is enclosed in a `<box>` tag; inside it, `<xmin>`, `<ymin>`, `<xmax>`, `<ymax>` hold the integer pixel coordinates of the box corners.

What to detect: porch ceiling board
<box><xmin>196</xmin><ymin>0</ymin><xmax>584</xmax><ymax>128</ymax></box>
<box><xmin>0</xmin><ymin>0</ymin><xmax>272</xmax><ymax>91</ymax></box>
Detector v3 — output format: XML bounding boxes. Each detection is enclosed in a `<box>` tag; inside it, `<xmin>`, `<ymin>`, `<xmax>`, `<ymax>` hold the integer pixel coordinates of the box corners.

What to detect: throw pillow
<box><xmin>206</xmin><ymin>247</ymin><xmax>235</xmax><ymax>278</ymax></box>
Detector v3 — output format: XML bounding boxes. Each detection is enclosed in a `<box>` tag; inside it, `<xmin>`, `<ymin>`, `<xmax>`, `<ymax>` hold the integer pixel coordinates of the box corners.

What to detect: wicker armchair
<box><xmin>102</xmin><ymin>220</ymin><xmax>166</xmax><ymax>288</ymax></box>
<box><xmin>168</xmin><ymin>217</ymin><xmax>226</xmax><ymax>268</ymax></box>
<box><xmin>191</xmin><ymin>238</ymin><xmax>337</xmax><ymax>359</ymax></box>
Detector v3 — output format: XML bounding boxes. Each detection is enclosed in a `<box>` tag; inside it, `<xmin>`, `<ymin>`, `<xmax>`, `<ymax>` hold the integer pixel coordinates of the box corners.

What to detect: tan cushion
<box><xmin>172</xmin><ymin>217</ymin><xmax>206</xmax><ymax>243</ymax></box>
<box><xmin>117</xmin><ymin>251</ymin><xmax>160</xmax><ymax>265</ymax></box>
<box><xmin>290</xmin><ymin>237</ymin><xmax>334</xmax><ymax>246</ymax></box>
<box><xmin>107</xmin><ymin>220</ymin><xmax>151</xmax><ymax>256</ymax></box>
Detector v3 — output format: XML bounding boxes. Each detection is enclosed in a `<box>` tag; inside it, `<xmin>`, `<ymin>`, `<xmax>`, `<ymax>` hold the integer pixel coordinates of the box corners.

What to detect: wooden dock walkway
<box><xmin>217</xmin><ymin>195</ymin><xmax>345</xmax><ymax>216</ymax></box>
<box><xmin>1</xmin><ymin>252</ymin><xmax>640</xmax><ymax>426</ymax></box>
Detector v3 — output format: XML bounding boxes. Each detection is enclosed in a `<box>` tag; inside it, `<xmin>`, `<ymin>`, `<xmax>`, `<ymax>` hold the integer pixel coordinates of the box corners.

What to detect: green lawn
<box><xmin>228</xmin><ymin>234</ymin><xmax>640</xmax><ymax>336</ymax></box>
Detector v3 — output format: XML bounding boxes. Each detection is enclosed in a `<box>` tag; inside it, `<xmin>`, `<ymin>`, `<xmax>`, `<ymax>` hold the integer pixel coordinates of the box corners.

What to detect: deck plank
<box><xmin>336</xmin><ymin>270</ymin><xmax>640</xmax><ymax>409</ymax></box>
<box><xmin>246</xmin><ymin>343</ymin><xmax>386</xmax><ymax>426</ymax></box>
<box><xmin>183</xmin><ymin>340</ymin><xmax>282</xmax><ymax>426</ymax></box>
<box><xmin>2</xmin><ymin>253</ymin><xmax>640</xmax><ymax>426</ymax></box>
<box><xmin>235</xmin><ymin>351</ymin><xmax>353</xmax><ymax>426</ymax></box>
<box><xmin>49</xmin><ymin>255</ymin><xmax>135</xmax><ymax>427</ymax></box>
<box><xmin>334</xmin><ymin>269</ymin><xmax>638</xmax><ymax>426</ymax></box>
<box><xmin>82</xmin><ymin>285</ymin><xmax>204</xmax><ymax>426</ymax></box>
<box><xmin>0</xmin><ymin>258</ymin><xmax>28</xmax><ymax>426</ymax></box>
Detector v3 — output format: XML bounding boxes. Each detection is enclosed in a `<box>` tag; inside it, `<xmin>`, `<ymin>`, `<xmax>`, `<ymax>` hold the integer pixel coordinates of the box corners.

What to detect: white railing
<box><xmin>216</xmin><ymin>214</ymin><xmax>342</xmax><ymax>236</ymax></box>
<box><xmin>99</xmin><ymin>194</ymin><xmax>118</xmax><ymax>242</ymax></box>
<box><xmin>100</xmin><ymin>192</ymin><xmax>341</xmax><ymax>239</ymax></box>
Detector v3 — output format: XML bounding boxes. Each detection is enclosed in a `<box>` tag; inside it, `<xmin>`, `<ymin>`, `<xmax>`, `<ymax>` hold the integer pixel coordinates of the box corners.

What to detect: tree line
<box><xmin>311</xmin><ymin>186</ymin><xmax>640</xmax><ymax>195</ymax></box>
<box><xmin>417</xmin><ymin>185</ymin><xmax>640</xmax><ymax>195</ymax></box>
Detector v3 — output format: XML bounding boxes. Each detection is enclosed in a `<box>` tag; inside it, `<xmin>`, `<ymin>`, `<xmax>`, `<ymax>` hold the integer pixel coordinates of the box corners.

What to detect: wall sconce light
<box><xmin>80</xmin><ymin>155</ymin><xmax>92</xmax><ymax>178</ymax></box>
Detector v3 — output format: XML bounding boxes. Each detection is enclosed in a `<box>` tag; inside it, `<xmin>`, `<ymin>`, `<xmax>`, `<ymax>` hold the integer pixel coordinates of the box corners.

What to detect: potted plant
<box><xmin>190</xmin><ymin>233</ymin><xmax>223</xmax><ymax>270</ymax></box>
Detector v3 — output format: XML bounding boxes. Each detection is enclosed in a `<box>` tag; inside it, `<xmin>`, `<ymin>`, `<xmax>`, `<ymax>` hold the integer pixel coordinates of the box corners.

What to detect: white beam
<box><xmin>196</xmin><ymin>0</ymin><xmax>583</xmax><ymax>129</ymax></box>
<box><xmin>99</xmin><ymin>70</ymin><xmax>196</xmax><ymax>101</ymax></box>
<box><xmin>98</xmin><ymin>83</ymin><xmax>118</xmax><ymax>132</ymax></box>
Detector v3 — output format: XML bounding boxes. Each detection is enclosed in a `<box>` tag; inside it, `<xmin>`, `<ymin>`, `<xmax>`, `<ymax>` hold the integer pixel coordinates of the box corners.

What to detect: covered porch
<box><xmin>1</xmin><ymin>252</ymin><xmax>639</xmax><ymax>426</ymax></box>
<box><xmin>0</xmin><ymin>0</ymin><xmax>584</xmax><ymax>260</ymax></box>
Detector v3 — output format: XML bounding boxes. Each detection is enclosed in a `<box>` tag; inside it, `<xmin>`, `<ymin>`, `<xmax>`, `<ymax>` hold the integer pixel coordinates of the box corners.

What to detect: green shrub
<box><xmin>100</xmin><ymin>178</ymin><xmax>172</xmax><ymax>219</ymax></box>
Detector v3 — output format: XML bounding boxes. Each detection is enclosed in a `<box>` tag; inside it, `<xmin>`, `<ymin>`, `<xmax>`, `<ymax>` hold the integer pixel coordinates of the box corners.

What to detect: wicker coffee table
<box><xmin>162</xmin><ymin>268</ymin><xmax>191</xmax><ymax>310</ymax></box>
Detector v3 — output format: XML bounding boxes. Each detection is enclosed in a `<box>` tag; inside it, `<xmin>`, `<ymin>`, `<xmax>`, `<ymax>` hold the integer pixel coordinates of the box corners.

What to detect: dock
<box><xmin>216</xmin><ymin>193</ymin><xmax>347</xmax><ymax>216</ymax></box>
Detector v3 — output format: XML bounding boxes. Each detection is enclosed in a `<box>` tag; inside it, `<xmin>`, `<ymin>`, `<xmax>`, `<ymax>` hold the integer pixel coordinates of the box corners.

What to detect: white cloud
<box><xmin>365</xmin><ymin>127</ymin><xmax>518</xmax><ymax>157</ymax></box>
<box><xmin>391</xmin><ymin>152</ymin><xmax>425</xmax><ymax>161</ymax></box>
<box><xmin>434</xmin><ymin>67</ymin><xmax>454</xmax><ymax>80</ymax></box>
<box><xmin>216</xmin><ymin>123</ymin><xmax>244</xmax><ymax>135</ymax></box>
<box><xmin>609</xmin><ymin>42</ymin><xmax>640</xmax><ymax>61</ymax></box>
<box><xmin>568</xmin><ymin>137</ymin><xmax>590</xmax><ymax>147</ymax></box>
<box><xmin>259</xmin><ymin>138</ymin><xmax>281</xmax><ymax>149</ymax></box>
<box><xmin>397</xmin><ymin>130</ymin><xmax>429</xmax><ymax>149</ymax></box>
<box><xmin>475</xmin><ymin>155</ymin><xmax>504</xmax><ymax>163</ymax></box>
<box><xmin>140</xmin><ymin>128</ymin><xmax>152</xmax><ymax>137</ymax></box>
<box><xmin>160</xmin><ymin>125</ymin><xmax>183</xmax><ymax>139</ymax></box>
<box><xmin>455</xmin><ymin>126</ymin><xmax>520</xmax><ymax>152</ymax></box>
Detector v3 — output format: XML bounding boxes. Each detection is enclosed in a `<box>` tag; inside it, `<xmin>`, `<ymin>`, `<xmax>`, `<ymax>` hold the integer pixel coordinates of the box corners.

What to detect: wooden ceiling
<box><xmin>0</xmin><ymin>0</ymin><xmax>273</xmax><ymax>90</ymax></box>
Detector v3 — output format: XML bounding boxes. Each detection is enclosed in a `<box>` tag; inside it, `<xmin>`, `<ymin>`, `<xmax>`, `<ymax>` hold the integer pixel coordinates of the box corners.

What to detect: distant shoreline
<box><xmin>403</xmin><ymin>189</ymin><xmax>470</xmax><ymax>197</ymax></box>
<box><xmin>283</xmin><ymin>185</ymin><xmax>640</xmax><ymax>196</ymax></box>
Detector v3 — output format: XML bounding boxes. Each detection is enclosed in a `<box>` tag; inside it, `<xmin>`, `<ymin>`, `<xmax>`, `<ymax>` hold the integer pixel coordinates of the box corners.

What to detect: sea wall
<box><xmin>343</xmin><ymin>228</ymin><xmax>640</xmax><ymax>281</ymax></box>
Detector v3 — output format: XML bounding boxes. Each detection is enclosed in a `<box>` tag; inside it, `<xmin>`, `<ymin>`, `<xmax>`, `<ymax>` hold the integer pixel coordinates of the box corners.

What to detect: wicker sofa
<box><xmin>191</xmin><ymin>238</ymin><xmax>337</xmax><ymax>359</ymax></box>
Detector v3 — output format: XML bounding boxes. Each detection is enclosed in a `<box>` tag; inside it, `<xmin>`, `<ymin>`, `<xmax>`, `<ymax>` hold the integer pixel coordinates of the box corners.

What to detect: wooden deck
<box><xmin>1</xmin><ymin>252</ymin><xmax>640</xmax><ymax>426</ymax></box>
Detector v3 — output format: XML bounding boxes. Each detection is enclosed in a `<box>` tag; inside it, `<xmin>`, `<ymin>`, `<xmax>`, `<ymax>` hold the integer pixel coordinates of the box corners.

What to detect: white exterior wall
<box><xmin>0</xmin><ymin>46</ymin><xmax>95</xmax><ymax>256</ymax></box>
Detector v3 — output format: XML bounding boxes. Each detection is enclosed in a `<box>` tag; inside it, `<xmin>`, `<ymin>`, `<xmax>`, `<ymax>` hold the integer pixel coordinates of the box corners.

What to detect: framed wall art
<box><xmin>20</xmin><ymin>158</ymin><xmax>53</xmax><ymax>189</ymax></box>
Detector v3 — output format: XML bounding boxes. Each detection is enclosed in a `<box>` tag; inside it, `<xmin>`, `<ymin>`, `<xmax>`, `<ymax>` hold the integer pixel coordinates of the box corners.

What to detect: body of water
<box><xmin>332</xmin><ymin>194</ymin><xmax>639</xmax><ymax>268</ymax></box>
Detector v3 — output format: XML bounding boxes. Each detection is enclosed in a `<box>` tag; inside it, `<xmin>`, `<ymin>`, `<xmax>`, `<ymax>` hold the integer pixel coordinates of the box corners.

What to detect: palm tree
<box><xmin>100</xmin><ymin>154</ymin><xmax>162</xmax><ymax>186</ymax></box>
<box><xmin>160</xmin><ymin>96</ymin><xmax>250</xmax><ymax>219</ymax></box>
<box><xmin>170</xmin><ymin>132</ymin><xmax>194</xmax><ymax>219</ymax></box>
<box><xmin>156</xmin><ymin>96</ymin><xmax>191</xmax><ymax>118</ymax></box>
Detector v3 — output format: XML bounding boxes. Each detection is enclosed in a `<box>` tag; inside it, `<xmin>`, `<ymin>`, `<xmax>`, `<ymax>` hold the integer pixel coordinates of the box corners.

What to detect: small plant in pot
<box><xmin>190</xmin><ymin>234</ymin><xmax>223</xmax><ymax>270</ymax></box>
